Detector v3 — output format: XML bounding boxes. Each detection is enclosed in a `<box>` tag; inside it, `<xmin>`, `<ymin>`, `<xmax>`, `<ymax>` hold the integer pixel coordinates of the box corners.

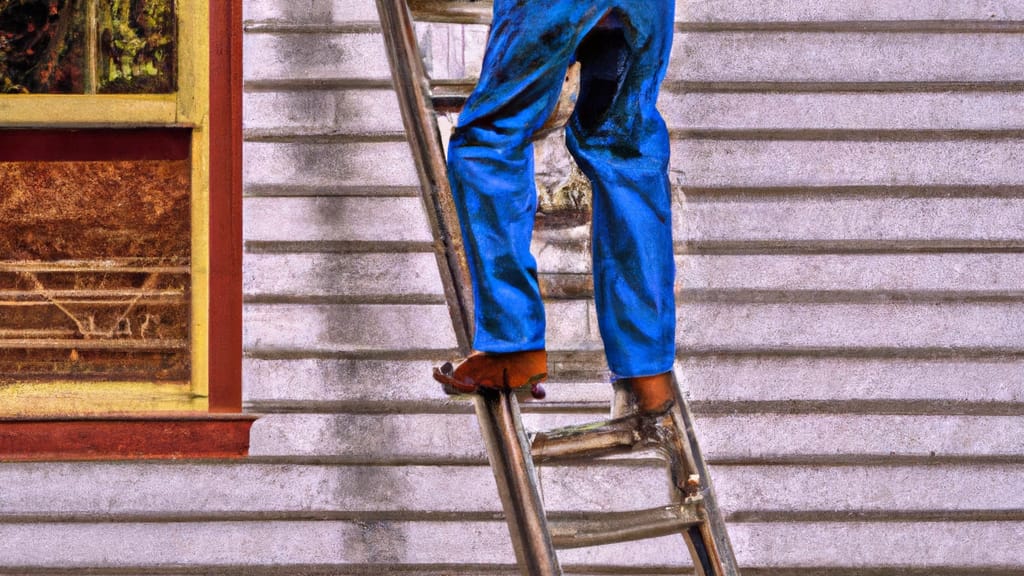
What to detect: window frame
<box><xmin>0</xmin><ymin>0</ymin><xmax>247</xmax><ymax>459</ymax></box>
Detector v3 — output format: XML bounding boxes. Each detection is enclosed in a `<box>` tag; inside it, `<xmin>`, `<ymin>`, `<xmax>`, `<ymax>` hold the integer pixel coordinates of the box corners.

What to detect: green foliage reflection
<box><xmin>0</xmin><ymin>0</ymin><xmax>175</xmax><ymax>94</ymax></box>
<box><xmin>99</xmin><ymin>0</ymin><xmax>175</xmax><ymax>93</ymax></box>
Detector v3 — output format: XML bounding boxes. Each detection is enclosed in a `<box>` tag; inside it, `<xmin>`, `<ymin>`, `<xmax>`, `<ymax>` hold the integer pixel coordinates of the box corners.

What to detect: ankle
<box><xmin>623</xmin><ymin>371</ymin><xmax>674</xmax><ymax>413</ymax></box>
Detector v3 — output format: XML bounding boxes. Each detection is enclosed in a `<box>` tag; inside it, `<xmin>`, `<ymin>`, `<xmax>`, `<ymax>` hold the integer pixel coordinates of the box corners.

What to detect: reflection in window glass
<box><xmin>99</xmin><ymin>0</ymin><xmax>175</xmax><ymax>93</ymax></box>
<box><xmin>0</xmin><ymin>0</ymin><xmax>86</xmax><ymax>93</ymax></box>
<box><xmin>0</xmin><ymin>0</ymin><xmax>174</xmax><ymax>94</ymax></box>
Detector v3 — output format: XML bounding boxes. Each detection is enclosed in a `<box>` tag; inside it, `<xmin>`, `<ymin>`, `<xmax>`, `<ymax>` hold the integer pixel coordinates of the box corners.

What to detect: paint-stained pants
<box><xmin>447</xmin><ymin>0</ymin><xmax>676</xmax><ymax>378</ymax></box>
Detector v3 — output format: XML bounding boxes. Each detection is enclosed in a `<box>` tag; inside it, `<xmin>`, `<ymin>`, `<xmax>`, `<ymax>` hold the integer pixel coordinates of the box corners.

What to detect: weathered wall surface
<box><xmin>1</xmin><ymin>0</ymin><xmax>1022</xmax><ymax>573</ymax></box>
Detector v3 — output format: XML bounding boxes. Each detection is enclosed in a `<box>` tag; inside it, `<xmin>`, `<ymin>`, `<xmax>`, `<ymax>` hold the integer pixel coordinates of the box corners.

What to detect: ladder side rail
<box><xmin>474</xmin><ymin>390</ymin><xmax>563</xmax><ymax>576</ymax></box>
<box><xmin>669</xmin><ymin>369</ymin><xmax>741</xmax><ymax>576</ymax></box>
<box><xmin>376</xmin><ymin>4</ymin><xmax>562</xmax><ymax>573</ymax></box>
<box><xmin>375</xmin><ymin>0</ymin><xmax>475</xmax><ymax>352</ymax></box>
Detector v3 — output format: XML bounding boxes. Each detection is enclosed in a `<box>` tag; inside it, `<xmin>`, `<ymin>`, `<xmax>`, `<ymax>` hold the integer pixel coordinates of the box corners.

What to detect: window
<box><xmin>0</xmin><ymin>0</ymin><xmax>248</xmax><ymax>459</ymax></box>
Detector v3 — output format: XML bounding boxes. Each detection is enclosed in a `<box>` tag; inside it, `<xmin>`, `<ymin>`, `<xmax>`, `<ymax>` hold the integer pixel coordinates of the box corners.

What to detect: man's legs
<box><xmin>440</xmin><ymin>0</ymin><xmax>677</xmax><ymax>404</ymax></box>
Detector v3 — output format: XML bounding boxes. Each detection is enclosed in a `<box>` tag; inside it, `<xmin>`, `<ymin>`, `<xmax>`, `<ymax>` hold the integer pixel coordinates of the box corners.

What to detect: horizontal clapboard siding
<box><xmin>242</xmin><ymin>356</ymin><xmax>1024</xmax><ymax>412</ymax></box>
<box><xmin>3</xmin><ymin>0</ymin><xmax>1021</xmax><ymax>574</ymax></box>
<box><xmin>3</xmin><ymin>463</ymin><xmax>1021</xmax><ymax>518</ymax></box>
<box><xmin>661</xmin><ymin>92</ymin><xmax>1024</xmax><ymax>131</ymax></box>
<box><xmin>676</xmin><ymin>1</ymin><xmax>1024</xmax><ymax>22</ymax></box>
<box><xmin>243</xmin><ymin>141</ymin><xmax>419</xmax><ymax>189</ymax></box>
<box><xmin>240</xmin><ymin>30</ymin><xmax>466</xmax><ymax>556</ymax></box>
<box><xmin>666</xmin><ymin>32</ymin><xmax>1024</xmax><ymax>83</ymax></box>
<box><xmin>2</xmin><ymin>520</ymin><xmax>1022</xmax><ymax>570</ymax></box>
<box><xmin>1</xmin><ymin>460</ymin><xmax>1021</xmax><ymax>569</ymax></box>
<box><xmin>409</xmin><ymin>0</ymin><xmax>1024</xmax><ymax>26</ymax></box>
<box><xmin>669</xmin><ymin>5</ymin><xmax>1024</xmax><ymax>572</ymax></box>
<box><xmin>244</xmin><ymin>412</ymin><xmax>1024</xmax><ymax>463</ymax></box>
<box><xmin>670</xmin><ymin>140</ymin><xmax>1024</xmax><ymax>188</ymax></box>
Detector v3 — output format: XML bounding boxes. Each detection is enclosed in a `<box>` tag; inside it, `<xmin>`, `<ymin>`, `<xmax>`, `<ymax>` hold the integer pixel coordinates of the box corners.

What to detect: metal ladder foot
<box><xmin>471</xmin><ymin>368</ymin><xmax>740</xmax><ymax>576</ymax></box>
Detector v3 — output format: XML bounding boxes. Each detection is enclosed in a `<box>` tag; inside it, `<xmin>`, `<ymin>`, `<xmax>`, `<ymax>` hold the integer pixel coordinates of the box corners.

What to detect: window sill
<box><xmin>0</xmin><ymin>414</ymin><xmax>258</xmax><ymax>461</ymax></box>
<box><xmin>0</xmin><ymin>94</ymin><xmax>178</xmax><ymax>126</ymax></box>
<box><xmin>0</xmin><ymin>381</ymin><xmax>207</xmax><ymax>418</ymax></box>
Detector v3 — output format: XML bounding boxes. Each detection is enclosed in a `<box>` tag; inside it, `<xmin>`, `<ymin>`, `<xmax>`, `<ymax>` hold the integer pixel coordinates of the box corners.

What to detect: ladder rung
<box><xmin>408</xmin><ymin>0</ymin><xmax>493</xmax><ymax>24</ymax></box>
<box><xmin>549</xmin><ymin>504</ymin><xmax>703</xmax><ymax>549</ymax></box>
<box><xmin>429</xmin><ymin>81</ymin><xmax>473</xmax><ymax>113</ymax></box>
<box><xmin>530</xmin><ymin>413</ymin><xmax>667</xmax><ymax>463</ymax></box>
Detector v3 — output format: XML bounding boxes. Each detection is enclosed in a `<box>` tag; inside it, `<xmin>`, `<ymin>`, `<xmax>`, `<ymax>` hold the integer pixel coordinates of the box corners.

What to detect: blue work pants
<box><xmin>447</xmin><ymin>0</ymin><xmax>676</xmax><ymax>378</ymax></box>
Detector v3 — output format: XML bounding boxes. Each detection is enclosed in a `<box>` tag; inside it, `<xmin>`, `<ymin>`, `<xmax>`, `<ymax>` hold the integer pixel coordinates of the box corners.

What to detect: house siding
<box><xmin>0</xmin><ymin>0</ymin><xmax>1021</xmax><ymax>573</ymax></box>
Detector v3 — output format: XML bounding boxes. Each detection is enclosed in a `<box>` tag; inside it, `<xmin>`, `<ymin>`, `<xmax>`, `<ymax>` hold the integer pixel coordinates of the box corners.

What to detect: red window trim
<box><xmin>0</xmin><ymin>128</ymin><xmax>192</xmax><ymax>161</ymax></box>
<box><xmin>208</xmin><ymin>0</ymin><xmax>245</xmax><ymax>413</ymax></box>
<box><xmin>0</xmin><ymin>417</ymin><xmax>255</xmax><ymax>461</ymax></box>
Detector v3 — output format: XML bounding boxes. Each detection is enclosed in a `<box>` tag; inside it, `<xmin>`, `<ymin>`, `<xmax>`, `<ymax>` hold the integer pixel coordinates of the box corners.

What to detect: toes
<box><xmin>433</xmin><ymin>368</ymin><xmax>478</xmax><ymax>393</ymax></box>
<box><xmin>439</xmin><ymin>362</ymin><xmax>454</xmax><ymax>377</ymax></box>
<box><xmin>431</xmin><ymin>367</ymin><xmax>449</xmax><ymax>385</ymax></box>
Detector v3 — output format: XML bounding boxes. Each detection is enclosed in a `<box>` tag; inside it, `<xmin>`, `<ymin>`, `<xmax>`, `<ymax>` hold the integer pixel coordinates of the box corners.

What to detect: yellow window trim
<box><xmin>179</xmin><ymin>0</ymin><xmax>211</xmax><ymax>403</ymax></box>
<box><xmin>0</xmin><ymin>0</ymin><xmax>211</xmax><ymax>416</ymax></box>
<box><xmin>0</xmin><ymin>381</ymin><xmax>207</xmax><ymax>418</ymax></box>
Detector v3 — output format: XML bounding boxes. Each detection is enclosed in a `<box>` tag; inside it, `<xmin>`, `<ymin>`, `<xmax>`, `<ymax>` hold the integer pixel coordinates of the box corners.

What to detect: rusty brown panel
<box><xmin>0</xmin><ymin>156</ymin><xmax>190</xmax><ymax>381</ymax></box>
<box><xmin>0</xmin><ymin>416</ymin><xmax>256</xmax><ymax>461</ymax></box>
<box><xmin>0</xmin><ymin>160</ymin><xmax>190</xmax><ymax>260</ymax></box>
<box><xmin>0</xmin><ymin>349</ymin><xmax>187</xmax><ymax>381</ymax></box>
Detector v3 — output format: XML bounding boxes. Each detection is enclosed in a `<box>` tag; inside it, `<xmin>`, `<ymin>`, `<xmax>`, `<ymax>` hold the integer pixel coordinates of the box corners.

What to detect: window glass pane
<box><xmin>98</xmin><ymin>0</ymin><xmax>175</xmax><ymax>93</ymax></box>
<box><xmin>0</xmin><ymin>130</ymin><xmax>190</xmax><ymax>382</ymax></box>
<box><xmin>0</xmin><ymin>0</ymin><xmax>175</xmax><ymax>95</ymax></box>
<box><xmin>0</xmin><ymin>0</ymin><xmax>86</xmax><ymax>93</ymax></box>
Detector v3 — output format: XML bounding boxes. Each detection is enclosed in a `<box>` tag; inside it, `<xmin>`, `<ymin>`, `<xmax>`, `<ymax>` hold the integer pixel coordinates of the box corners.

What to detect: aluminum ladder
<box><xmin>376</xmin><ymin>1</ymin><xmax>740</xmax><ymax>573</ymax></box>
